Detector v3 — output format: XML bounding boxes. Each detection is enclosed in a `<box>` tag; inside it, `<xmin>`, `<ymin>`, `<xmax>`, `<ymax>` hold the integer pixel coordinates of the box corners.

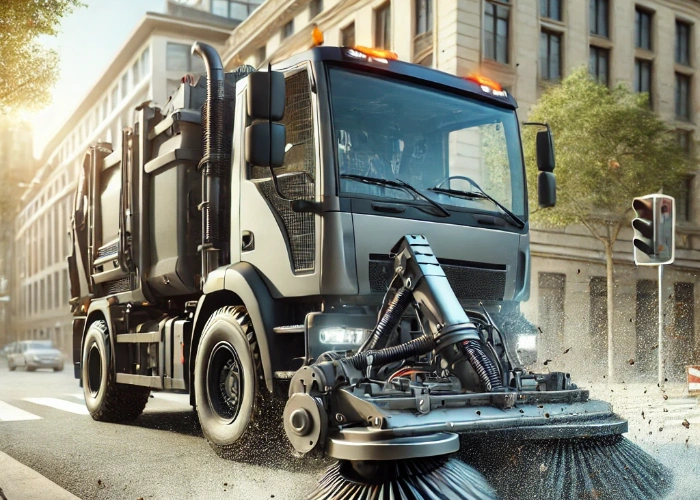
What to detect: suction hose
<box><xmin>345</xmin><ymin>333</ymin><xmax>436</xmax><ymax>371</ymax></box>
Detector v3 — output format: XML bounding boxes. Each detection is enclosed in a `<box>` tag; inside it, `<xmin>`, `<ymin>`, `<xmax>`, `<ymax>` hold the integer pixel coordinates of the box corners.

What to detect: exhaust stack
<box><xmin>191</xmin><ymin>42</ymin><xmax>227</xmax><ymax>285</ymax></box>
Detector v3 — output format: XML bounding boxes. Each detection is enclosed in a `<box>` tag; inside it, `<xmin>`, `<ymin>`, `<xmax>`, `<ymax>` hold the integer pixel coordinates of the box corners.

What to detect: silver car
<box><xmin>7</xmin><ymin>340</ymin><xmax>64</xmax><ymax>372</ymax></box>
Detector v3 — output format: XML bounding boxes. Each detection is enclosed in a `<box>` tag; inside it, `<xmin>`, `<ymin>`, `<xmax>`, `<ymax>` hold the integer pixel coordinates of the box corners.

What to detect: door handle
<box><xmin>242</xmin><ymin>231</ymin><xmax>255</xmax><ymax>251</ymax></box>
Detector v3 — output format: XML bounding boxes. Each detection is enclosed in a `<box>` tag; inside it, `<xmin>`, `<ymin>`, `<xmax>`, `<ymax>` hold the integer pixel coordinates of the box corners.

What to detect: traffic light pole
<box><xmin>658</xmin><ymin>264</ymin><xmax>664</xmax><ymax>387</ymax></box>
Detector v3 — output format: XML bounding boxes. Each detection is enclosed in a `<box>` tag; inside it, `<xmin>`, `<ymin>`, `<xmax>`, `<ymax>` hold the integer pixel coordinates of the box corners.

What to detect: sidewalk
<box><xmin>0</xmin><ymin>451</ymin><xmax>80</xmax><ymax>500</ymax></box>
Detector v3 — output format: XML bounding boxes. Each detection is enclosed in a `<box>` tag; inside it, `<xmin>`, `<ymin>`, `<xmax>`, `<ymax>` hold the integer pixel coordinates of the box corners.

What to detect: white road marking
<box><xmin>67</xmin><ymin>393</ymin><xmax>84</xmax><ymax>400</ymax></box>
<box><xmin>23</xmin><ymin>397</ymin><xmax>90</xmax><ymax>415</ymax></box>
<box><xmin>151</xmin><ymin>392</ymin><xmax>190</xmax><ymax>404</ymax></box>
<box><xmin>0</xmin><ymin>400</ymin><xmax>42</xmax><ymax>421</ymax></box>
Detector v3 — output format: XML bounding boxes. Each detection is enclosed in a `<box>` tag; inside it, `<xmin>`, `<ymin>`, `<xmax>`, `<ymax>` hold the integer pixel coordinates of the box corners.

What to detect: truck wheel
<box><xmin>82</xmin><ymin>320</ymin><xmax>150</xmax><ymax>423</ymax></box>
<box><xmin>195</xmin><ymin>306</ymin><xmax>275</xmax><ymax>459</ymax></box>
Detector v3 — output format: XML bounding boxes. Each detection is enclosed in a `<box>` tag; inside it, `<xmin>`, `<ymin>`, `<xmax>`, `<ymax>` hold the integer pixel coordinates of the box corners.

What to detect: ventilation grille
<box><xmin>251</xmin><ymin>70</ymin><xmax>315</xmax><ymax>273</ymax></box>
<box><xmin>96</xmin><ymin>242</ymin><xmax>118</xmax><ymax>260</ymax></box>
<box><xmin>368</xmin><ymin>256</ymin><xmax>506</xmax><ymax>301</ymax></box>
<box><xmin>105</xmin><ymin>277</ymin><xmax>131</xmax><ymax>295</ymax></box>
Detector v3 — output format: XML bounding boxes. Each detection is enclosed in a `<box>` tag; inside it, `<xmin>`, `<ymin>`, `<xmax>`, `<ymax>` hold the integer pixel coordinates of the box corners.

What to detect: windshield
<box><xmin>328</xmin><ymin>67</ymin><xmax>526</xmax><ymax>218</ymax></box>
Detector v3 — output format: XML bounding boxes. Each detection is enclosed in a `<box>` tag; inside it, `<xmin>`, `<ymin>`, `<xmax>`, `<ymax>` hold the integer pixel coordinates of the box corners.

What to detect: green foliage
<box><xmin>0</xmin><ymin>0</ymin><xmax>83</xmax><ymax>114</ymax></box>
<box><xmin>524</xmin><ymin>67</ymin><xmax>694</xmax><ymax>231</ymax></box>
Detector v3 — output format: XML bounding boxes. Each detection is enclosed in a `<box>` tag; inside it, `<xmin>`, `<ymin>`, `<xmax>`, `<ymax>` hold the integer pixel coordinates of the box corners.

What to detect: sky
<box><xmin>30</xmin><ymin>0</ymin><xmax>167</xmax><ymax>157</ymax></box>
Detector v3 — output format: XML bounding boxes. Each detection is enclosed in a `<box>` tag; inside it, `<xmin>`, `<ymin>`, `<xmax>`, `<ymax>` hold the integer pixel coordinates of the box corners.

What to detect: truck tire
<box><xmin>194</xmin><ymin>306</ymin><xmax>278</xmax><ymax>459</ymax></box>
<box><xmin>82</xmin><ymin>320</ymin><xmax>150</xmax><ymax>423</ymax></box>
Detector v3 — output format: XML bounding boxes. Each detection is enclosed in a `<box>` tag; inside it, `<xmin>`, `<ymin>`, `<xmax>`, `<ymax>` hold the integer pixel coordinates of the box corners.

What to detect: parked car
<box><xmin>7</xmin><ymin>340</ymin><xmax>64</xmax><ymax>372</ymax></box>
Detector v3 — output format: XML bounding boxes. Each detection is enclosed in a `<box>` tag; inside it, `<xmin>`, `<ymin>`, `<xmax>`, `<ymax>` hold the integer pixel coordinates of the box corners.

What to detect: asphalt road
<box><xmin>0</xmin><ymin>359</ymin><xmax>325</xmax><ymax>500</ymax></box>
<box><xmin>1</xmin><ymin>358</ymin><xmax>699</xmax><ymax>500</ymax></box>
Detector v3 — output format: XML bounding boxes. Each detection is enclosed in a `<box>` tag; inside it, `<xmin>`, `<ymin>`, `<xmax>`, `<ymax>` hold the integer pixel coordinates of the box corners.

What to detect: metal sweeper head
<box><xmin>284</xmin><ymin>235</ymin><xmax>672</xmax><ymax>500</ymax></box>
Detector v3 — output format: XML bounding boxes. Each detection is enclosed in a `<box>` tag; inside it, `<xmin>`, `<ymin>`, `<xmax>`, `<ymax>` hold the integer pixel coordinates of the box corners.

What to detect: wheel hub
<box><xmin>86</xmin><ymin>343</ymin><xmax>102</xmax><ymax>397</ymax></box>
<box><xmin>207</xmin><ymin>342</ymin><xmax>244</xmax><ymax>423</ymax></box>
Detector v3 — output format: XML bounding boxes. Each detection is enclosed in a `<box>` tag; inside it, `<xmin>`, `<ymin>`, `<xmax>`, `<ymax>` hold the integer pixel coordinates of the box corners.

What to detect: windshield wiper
<box><xmin>428</xmin><ymin>184</ymin><xmax>525</xmax><ymax>229</ymax></box>
<box><xmin>341</xmin><ymin>174</ymin><xmax>450</xmax><ymax>217</ymax></box>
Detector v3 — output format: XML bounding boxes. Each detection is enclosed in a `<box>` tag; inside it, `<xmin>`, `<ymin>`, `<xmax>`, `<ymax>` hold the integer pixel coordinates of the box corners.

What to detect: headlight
<box><xmin>319</xmin><ymin>327</ymin><xmax>369</xmax><ymax>345</ymax></box>
<box><xmin>31</xmin><ymin>355</ymin><xmax>41</xmax><ymax>362</ymax></box>
<box><xmin>516</xmin><ymin>334</ymin><xmax>537</xmax><ymax>351</ymax></box>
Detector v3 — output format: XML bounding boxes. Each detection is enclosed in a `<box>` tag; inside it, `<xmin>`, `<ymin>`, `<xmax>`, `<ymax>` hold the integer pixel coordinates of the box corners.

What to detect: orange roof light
<box><xmin>466</xmin><ymin>74</ymin><xmax>503</xmax><ymax>92</ymax></box>
<box><xmin>312</xmin><ymin>26</ymin><xmax>324</xmax><ymax>46</ymax></box>
<box><xmin>353</xmin><ymin>46</ymin><xmax>398</xmax><ymax>61</ymax></box>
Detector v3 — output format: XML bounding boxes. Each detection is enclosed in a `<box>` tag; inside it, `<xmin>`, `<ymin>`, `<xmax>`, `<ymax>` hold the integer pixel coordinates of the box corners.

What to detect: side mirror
<box><xmin>247</xmin><ymin>71</ymin><xmax>285</xmax><ymax>121</ymax></box>
<box><xmin>537</xmin><ymin>172</ymin><xmax>556</xmax><ymax>208</ymax></box>
<box><xmin>535</xmin><ymin>129</ymin><xmax>555</xmax><ymax>172</ymax></box>
<box><xmin>245</xmin><ymin>122</ymin><xmax>286</xmax><ymax>167</ymax></box>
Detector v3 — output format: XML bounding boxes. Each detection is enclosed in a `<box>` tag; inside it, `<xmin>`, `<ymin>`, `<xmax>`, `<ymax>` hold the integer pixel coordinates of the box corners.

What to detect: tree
<box><xmin>523</xmin><ymin>68</ymin><xmax>694</xmax><ymax>380</ymax></box>
<box><xmin>0</xmin><ymin>0</ymin><xmax>83</xmax><ymax>114</ymax></box>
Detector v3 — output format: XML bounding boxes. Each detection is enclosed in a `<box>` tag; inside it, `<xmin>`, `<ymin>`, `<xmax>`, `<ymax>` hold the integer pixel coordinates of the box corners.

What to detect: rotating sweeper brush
<box><xmin>283</xmin><ymin>235</ymin><xmax>672</xmax><ymax>500</ymax></box>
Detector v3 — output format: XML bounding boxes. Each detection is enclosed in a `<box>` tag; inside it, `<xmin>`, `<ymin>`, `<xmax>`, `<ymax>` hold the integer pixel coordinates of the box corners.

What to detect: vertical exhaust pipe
<box><xmin>191</xmin><ymin>42</ymin><xmax>227</xmax><ymax>285</ymax></box>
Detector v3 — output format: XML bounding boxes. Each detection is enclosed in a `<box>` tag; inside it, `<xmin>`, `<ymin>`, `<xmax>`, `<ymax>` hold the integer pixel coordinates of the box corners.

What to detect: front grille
<box><xmin>368</xmin><ymin>255</ymin><xmax>506</xmax><ymax>301</ymax></box>
<box><xmin>105</xmin><ymin>277</ymin><xmax>131</xmax><ymax>294</ymax></box>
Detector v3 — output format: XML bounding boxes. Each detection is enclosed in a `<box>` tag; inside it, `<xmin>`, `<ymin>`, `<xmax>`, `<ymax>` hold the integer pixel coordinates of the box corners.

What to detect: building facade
<box><xmin>10</xmin><ymin>8</ymin><xmax>233</xmax><ymax>352</ymax></box>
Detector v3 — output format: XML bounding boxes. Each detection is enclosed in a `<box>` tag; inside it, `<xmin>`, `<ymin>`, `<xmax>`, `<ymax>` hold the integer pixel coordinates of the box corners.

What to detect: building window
<box><xmin>540</xmin><ymin>30</ymin><xmax>562</xmax><ymax>81</ymax></box>
<box><xmin>166</xmin><ymin>42</ymin><xmax>205</xmax><ymax>73</ymax></box>
<box><xmin>540</xmin><ymin>0</ymin><xmax>561</xmax><ymax>21</ymax></box>
<box><xmin>484</xmin><ymin>0</ymin><xmax>510</xmax><ymax>64</ymax></box>
<box><xmin>538</xmin><ymin>273</ymin><xmax>566</xmax><ymax>357</ymax></box>
<box><xmin>673</xmin><ymin>283</ymin><xmax>695</xmax><ymax>369</ymax></box>
<box><xmin>676</xmin><ymin>175</ymin><xmax>692</xmax><ymax>222</ymax></box>
<box><xmin>676</xmin><ymin>73</ymin><xmax>692</xmax><ymax>121</ymax></box>
<box><xmin>635</xmin><ymin>8</ymin><xmax>652</xmax><ymax>51</ymax></box>
<box><xmin>416</xmin><ymin>0</ymin><xmax>432</xmax><ymax>35</ymax></box>
<box><xmin>677</xmin><ymin>129</ymin><xmax>693</xmax><ymax>155</ymax></box>
<box><xmin>589</xmin><ymin>46</ymin><xmax>609</xmax><ymax>85</ymax></box>
<box><xmin>374</xmin><ymin>3</ymin><xmax>391</xmax><ymax>50</ymax></box>
<box><xmin>589</xmin><ymin>0</ymin><xmax>608</xmax><ymax>37</ymax></box>
<box><xmin>634</xmin><ymin>58</ymin><xmax>652</xmax><ymax>99</ymax></box>
<box><xmin>140</xmin><ymin>46</ymin><xmax>150</xmax><ymax>76</ymax></box>
<box><xmin>212</xmin><ymin>0</ymin><xmax>250</xmax><ymax>20</ymax></box>
<box><xmin>282</xmin><ymin>20</ymin><xmax>294</xmax><ymax>40</ymax></box>
<box><xmin>120</xmin><ymin>73</ymin><xmax>128</xmax><ymax>99</ymax></box>
<box><xmin>676</xmin><ymin>21</ymin><xmax>692</xmax><ymax>66</ymax></box>
<box><xmin>341</xmin><ymin>23</ymin><xmax>355</xmax><ymax>47</ymax></box>
<box><xmin>131</xmin><ymin>61</ymin><xmax>140</xmax><ymax>87</ymax></box>
<box><xmin>309</xmin><ymin>0</ymin><xmax>322</xmax><ymax>19</ymax></box>
<box><xmin>589</xmin><ymin>277</ymin><xmax>608</xmax><ymax>364</ymax></box>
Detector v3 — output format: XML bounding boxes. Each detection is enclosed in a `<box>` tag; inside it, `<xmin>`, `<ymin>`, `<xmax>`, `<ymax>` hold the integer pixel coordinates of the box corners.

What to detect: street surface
<box><xmin>0</xmin><ymin>359</ymin><xmax>699</xmax><ymax>500</ymax></box>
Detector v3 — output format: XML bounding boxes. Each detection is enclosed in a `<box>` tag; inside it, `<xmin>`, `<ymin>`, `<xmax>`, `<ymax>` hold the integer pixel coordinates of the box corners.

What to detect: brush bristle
<box><xmin>460</xmin><ymin>435</ymin><xmax>673</xmax><ymax>500</ymax></box>
<box><xmin>307</xmin><ymin>456</ymin><xmax>498</xmax><ymax>500</ymax></box>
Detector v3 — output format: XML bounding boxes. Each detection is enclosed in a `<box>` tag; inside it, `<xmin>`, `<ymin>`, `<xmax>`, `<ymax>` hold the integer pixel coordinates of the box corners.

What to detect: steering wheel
<box><xmin>433</xmin><ymin>175</ymin><xmax>481</xmax><ymax>191</ymax></box>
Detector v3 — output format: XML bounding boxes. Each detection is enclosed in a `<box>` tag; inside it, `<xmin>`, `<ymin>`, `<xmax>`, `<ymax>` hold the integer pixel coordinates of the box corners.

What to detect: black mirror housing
<box><xmin>537</xmin><ymin>171</ymin><xmax>556</xmax><ymax>208</ymax></box>
<box><xmin>245</xmin><ymin>122</ymin><xmax>286</xmax><ymax>167</ymax></box>
<box><xmin>247</xmin><ymin>72</ymin><xmax>285</xmax><ymax>121</ymax></box>
<box><xmin>536</xmin><ymin>129</ymin><xmax>555</xmax><ymax>172</ymax></box>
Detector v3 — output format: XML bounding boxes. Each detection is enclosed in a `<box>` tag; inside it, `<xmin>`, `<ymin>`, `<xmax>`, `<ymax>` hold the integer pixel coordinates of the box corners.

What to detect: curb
<box><xmin>0</xmin><ymin>451</ymin><xmax>80</xmax><ymax>500</ymax></box>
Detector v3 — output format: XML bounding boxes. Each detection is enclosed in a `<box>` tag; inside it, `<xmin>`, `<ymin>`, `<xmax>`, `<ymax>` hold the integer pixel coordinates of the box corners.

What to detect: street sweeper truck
<box><xmin>68</xmin><ymin>42</ymin><xmax>672</xmax><ymax>499</ymax></box>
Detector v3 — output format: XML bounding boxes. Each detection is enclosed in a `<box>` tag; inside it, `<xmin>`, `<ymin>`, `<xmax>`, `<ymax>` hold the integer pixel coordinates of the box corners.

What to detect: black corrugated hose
<box><xmin>344</xmin><ymin>333</ymin><xmax>436</xmax><ymax>371</ymax></box>
<box><xmin>361</xmin><ymin>286</ymin><xmax>413</xmax><ymax>352</ymax></box>
<box><xmin>463</xmin><ymin>339</ymin><xmax>503</xmax><ymax>391</ymax></box>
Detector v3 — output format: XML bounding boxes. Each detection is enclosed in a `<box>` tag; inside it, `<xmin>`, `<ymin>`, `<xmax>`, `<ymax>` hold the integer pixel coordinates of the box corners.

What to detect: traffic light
<box><xmin>632</xmin><ymin>194</ymin><xmax>675</xmax><ymax>266</ymax></box>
